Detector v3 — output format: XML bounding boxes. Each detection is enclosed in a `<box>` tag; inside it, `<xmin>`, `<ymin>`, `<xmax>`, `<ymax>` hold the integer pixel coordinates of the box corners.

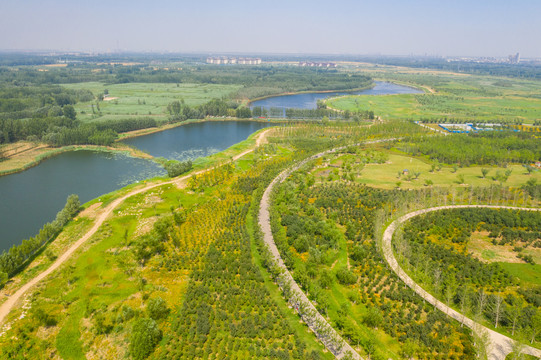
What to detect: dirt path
<box><xmin>0</xmin><ymin>128</ymin><xmax>272</xmax><ymax>327</ymax></box>
<box><xmin>382</xmin><ymin>205</ymin><xmax>541</xmax><ymax>360</ymax></box>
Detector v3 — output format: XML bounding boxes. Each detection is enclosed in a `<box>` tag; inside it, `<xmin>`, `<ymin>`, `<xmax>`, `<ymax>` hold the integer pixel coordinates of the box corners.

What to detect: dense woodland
<box><xmin>397</xmin><ymin>209</ymin><xmax>541</xmax><ymax>343</ymax></box>
<box><xmin>0</xmin><ymin>63</ymin><xmax>373</xmax><ymax>148</ymax></box>
<box><xmin>401</xmin><ymin>131</ymin><xmax>541</xmax><ymax>166</ymax></box>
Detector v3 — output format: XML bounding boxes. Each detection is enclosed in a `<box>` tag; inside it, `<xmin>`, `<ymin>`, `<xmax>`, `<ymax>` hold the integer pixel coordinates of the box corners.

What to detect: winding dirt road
<box><xmin>382</xmin><ymin>205</ymin><xmax>541</xmax><ymax>360</ymax></box>
<box><xmin>0</xmin><ymin>128</ymin><xmax>271</xmax><ymax>327</ymax></box>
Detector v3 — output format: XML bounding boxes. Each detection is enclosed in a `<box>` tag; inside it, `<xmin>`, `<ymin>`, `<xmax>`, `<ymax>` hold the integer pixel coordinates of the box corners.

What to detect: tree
<box><xmin>0</xmin><ymin>272</ymin><xmax>7</xmax><ymax>287</ymax></box>
<box><xmin>481</xmin><ymin>168</ymin><xmax>489</xmax><ymax>178</ymax></box>
<box><xmin>528</xmin><ymin>310</ymin><xmax>541</xmax><ymax>344</ymax></box>
<box><xmin>146</xmin><ymin>296</ymin><xmax>170</xmax><ymax>320</ymax></box>
<box><xmin>508</xmin><ymin>303</ymin><xmax>522</xmax><ymax>336</ymax></box>
<box><xmin>335</xmin><ymin>268</ymin><xmax>357</xmax><ymax>285</ymax></box>
<box><xmin>63</xmin><ymin>105</ymin><xmax>77</xmax><ymax>121</ymax></box>
<box><xmin>401</xmin><ymin>339</ymin><xmax>418</xmax><ymax>360</ymax></box>
<box><xmin>361</xmin><ymin>338</ymin><xmax>376</xmax><ymax>360</ymax></box>
<box><xmin>477</xmin><ymin>289</ymin><xmax>487</xmax><ymax>318</ymax></box>
<box><xmin>129</xmin><ymin>318</ymin><xmax>162</xmax><ymax>360</ymax></box>
<box><xmin>363</xmin><ymin>307</ymin><xmax>383</xmax><ymax>329</ymax></box>
<box><xmin>319</xmin><ymin>270</ymin><xmax>334</xmax><ymax>289</ymax></box>
<box><xmin>492</xmin><ymin>294</ymin><xmax>504</xmax><ymax>328</ymax></box>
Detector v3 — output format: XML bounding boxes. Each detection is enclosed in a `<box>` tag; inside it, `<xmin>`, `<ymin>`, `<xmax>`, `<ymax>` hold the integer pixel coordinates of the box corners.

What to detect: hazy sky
<box><xmin>1</xmin><ymin>0</ymin><xmax>540</xmax><ymax>57</ymax></box>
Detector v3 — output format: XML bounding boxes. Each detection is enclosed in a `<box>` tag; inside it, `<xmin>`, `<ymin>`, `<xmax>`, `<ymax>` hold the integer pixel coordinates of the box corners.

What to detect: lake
<box><xmin>122</xmin><ymin>121</ymin><xmax>271</xmax><ymax>161</ymax></box>
<box><xmin>249</xmin><ymin>81</ymin><xmax>422</xmax><ymax>111</ymax></box>
<box><xmin>0</xmin><ymin>121</ymin><xmax>270</xmax><ymax>252</ymax></box>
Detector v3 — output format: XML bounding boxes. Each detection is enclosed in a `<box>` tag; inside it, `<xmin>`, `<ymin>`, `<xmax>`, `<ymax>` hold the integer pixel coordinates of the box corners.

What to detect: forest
<box><xmin>400</xmin><ymin>131</ymin><xmax>541</xmax><ymax>166</ymax></box>
<box><xmin>396</xmin><ymin>208</ymin><xmax>541</xmax><ymax>344</ymax></box>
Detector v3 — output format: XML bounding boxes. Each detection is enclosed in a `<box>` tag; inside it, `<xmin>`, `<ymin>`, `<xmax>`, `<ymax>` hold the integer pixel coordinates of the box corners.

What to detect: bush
<box><xmin>336</xmin><ymin>268</ymin><xmax>357</xmax><ymax>285</ymax></box>
<box><xmin>163</xmin><ymin>160</ymin><xmax>192</xmax><ymax>178</ymax></box>
<box><xmin>130</xmin><ymin>318</ymin><xmax>162</xmax><ymax>360</ymax></box>
<box><xmin>34</xmin><ymin>308</ymin><xmax>57</xmax><ymax>327</ymax></box>
<box><xmin>146</xmin><ymin>296</ymin><xmax>170</xmax><ymax>320</ymax></box>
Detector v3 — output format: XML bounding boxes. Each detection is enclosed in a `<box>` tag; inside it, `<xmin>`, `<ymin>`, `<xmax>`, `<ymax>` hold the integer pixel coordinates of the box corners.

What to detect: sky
<box><xmin>1</xmin><ymin>0</ymin><xmax>540</xmax><ymax>57</ymax></box>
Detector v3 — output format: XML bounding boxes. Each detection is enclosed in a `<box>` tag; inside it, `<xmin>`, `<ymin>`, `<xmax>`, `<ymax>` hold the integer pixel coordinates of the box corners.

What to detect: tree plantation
<box><xmin>0</xmin><ymin>54</ymin><xmax>540</xmax><ymax>360</ymax></box>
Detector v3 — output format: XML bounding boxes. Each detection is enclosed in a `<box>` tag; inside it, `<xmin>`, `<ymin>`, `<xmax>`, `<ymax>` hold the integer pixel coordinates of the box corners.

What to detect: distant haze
<box><xmin>1</xmin><ymin>0</ymin><xmax>540</xmax><ymax>58</ymax></box>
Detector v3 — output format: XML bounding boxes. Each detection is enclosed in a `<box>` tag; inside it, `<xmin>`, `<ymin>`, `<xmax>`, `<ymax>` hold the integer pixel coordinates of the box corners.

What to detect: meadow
<box><xmin>61</xmin><ymin>82</ymin><xmax>242</xmax><ymax>123</ymax></box>
<box><xmin>328</xmin><ymin>63</ymin><xmax>541</xmax><ymax>124</ymax></box>
<box><xmin>312</xmin><ymin>149</ymin><xmax>541</xmax><ymax>190</ymax></box>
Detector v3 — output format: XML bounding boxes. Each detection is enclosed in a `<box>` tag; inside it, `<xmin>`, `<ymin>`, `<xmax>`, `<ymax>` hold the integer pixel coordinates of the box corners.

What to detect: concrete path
<box><xmin>382</xmin><ymin>205</ymin><xmax>541</xmax><ymax>360</ymax></box>
<box><xmin>258</xmin><ymin>140</ymin><xmax>394</xmax><ymax>359</ymax></box>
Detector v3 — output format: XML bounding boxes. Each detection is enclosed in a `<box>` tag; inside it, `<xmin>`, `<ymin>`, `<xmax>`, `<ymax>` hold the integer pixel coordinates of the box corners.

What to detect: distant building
<box><xmin>206</xmin><ymin>57</ymin><xmax>262</xmax><ymax>65</ymax></box>
<box><xmin>298</xmin><ymin>61</ymin><xmax>337</xmax><ymax>68</ymax></box>
<box><xmin>508</xmin><ymin>52</ymin><xmax>520</xmax><ymax>64</ymax></box>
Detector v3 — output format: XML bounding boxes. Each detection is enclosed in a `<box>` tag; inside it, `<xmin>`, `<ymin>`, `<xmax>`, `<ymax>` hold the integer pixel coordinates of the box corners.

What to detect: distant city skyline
<box><xmin>1</xmin><ymin>0</ymin><xmax>540</xmax><ymax>58</ymax></box>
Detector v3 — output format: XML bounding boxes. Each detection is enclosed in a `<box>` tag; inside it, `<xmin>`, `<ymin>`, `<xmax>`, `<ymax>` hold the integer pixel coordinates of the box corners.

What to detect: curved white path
<box><xmin>382</xmin><ymin>205</ymin><xmax>541</xmax><ymax>360</ymax></box>
<box><xmin>259</xmin><ymin>140</ymin><xmax>395</xmax><ymax>359</ymax></box>
<box><xmin>0</xmin><ymin>128</ymin><xmax>271</xmax><ymax>327</ymax></box>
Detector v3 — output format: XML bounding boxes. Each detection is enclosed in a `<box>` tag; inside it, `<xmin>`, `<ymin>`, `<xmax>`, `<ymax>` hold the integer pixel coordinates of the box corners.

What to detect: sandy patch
<box><xmin>78</xmin><ymin>202</ymin><xmax>102</xmax><ymax>220</ymax></box>
<box><xmin>103</xmin><ymin>97</ymin><xmax>118</xmax><ymax>101</ymax></box>
<box><xmin>468</xmin><ymin>231</ymin><xmax>522</xmax><ymax>263</ymax></box>
<box><xmin>134</xmin><ymin>216</ymin><xmax>158</xmax><ymax>237</ymax></box>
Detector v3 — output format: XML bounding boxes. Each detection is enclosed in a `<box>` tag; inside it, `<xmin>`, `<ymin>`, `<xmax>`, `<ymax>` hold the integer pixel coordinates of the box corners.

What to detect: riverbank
<box><xmin>373</xmin><ymin>78</ymin><xmax>435</xmax><ymax>94</ymax></box>
<box><xmin>0</xmin><ymin>118</ymin><xmax>283</xmax><ymax>178</ymax></box>
<box><xmin>0</xmin><ymin>142</ymin><xmax>153</xmax><ymax>177</ymax></box>
<box><xmin>0</xmin><ymin>127</ymin><xmax>274</xmax><ymax>325</ymax></box>
<box><xmin>243</xmin><ymin>83</ymin><xmax>375</xmax><ymax>106</ymax></box>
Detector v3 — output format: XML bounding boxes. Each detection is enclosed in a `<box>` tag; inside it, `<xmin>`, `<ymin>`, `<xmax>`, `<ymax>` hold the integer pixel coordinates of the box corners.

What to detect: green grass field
<box><xmin>314</xmin><ymin>151</ymin><xmax>541</xmax><ymax>190</ymax></box>
<box><xmin>329</xmin><ymin>64</ymin><xmax>541</xmax><ymax>124</ymax></box>
<box><xmin>328</xmin><ymin>93</ymin><xmax>541</xmax><ymax>123</ymax></box>
<box><xmin>499</xmin><ymin>263</ymin><xmax>541</xmax><ymax>287</ymax></box>
<box><xmin>62</xmin><ymin>82</ymin><xmax>242</xmax><ymax>123</ymax></box>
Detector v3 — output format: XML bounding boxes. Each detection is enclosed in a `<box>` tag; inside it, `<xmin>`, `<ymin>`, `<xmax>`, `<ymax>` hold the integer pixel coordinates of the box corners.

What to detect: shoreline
<box><xmin>244</xmin><ymin>83</ymin><xmax>375</xmax><ymax>106</ymax></box>
<box><xmin>0</xmin><ymin>143</ymin><xmax>153</xmax><ymax>178</ymax></box>
<box><xmin>0</xmin><ymin>118</ymin><xmax>283</xmax><ymax>178</ymax></box>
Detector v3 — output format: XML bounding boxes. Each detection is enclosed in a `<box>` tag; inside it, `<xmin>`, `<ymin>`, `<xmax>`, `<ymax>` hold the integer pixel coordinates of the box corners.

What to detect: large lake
<box><xmin>123</xmin><ymin>121</ymin><xmax>271</xmax><ymax>161</ymax></box>
<box><xmin>250</xmin><ymin>81</ymin><xmax>422</xmax><ymax>111</ymax></box>
<box><xmin>0</xmin><ymin>121</ymin><xmax>269</xmax><ymax>252</ymax></box>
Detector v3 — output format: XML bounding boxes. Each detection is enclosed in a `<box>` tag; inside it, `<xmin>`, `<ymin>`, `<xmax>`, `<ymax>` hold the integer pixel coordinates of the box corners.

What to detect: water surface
<box><xmin>0</xmin><ymin>121</ymin><xmax>270</xmax><ymax>252</ymax></box>
<box><xmin>0</xmin><ymin>151</ymin><xmax>165</xmax><ymax>251</ymax></box>
<box><xmin>123</xmin><ymin>121</ymin><xmax>271</xmax><ymax>161</ymax></box>
<box><xmin>250</xmin><ymin>81</ymin><xmax>422</xmax><ymax>111</ymax></box>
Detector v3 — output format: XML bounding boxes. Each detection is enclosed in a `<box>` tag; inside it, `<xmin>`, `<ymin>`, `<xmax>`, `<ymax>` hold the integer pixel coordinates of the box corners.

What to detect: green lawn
<box><xmin>62</xmin><ymin>82</ymin><xmax>242</xmax><ymax>123</ymax></box>
<box><xmin>328</xmin><ymin>93</ymin><xmax>541</xmax><ymax>124</ymax></box>
<box><xmin>499</xmin><ymin>263</ymin><xmax>541</xmax><ymax>287</ymax></box>
<box><xmin>329</xmin><ymin>64</ymin><xmax>541</xmax><ymax>124</ymax></box>
<box><xmin>315</xmin><ymin>152</ymin><xmax>541</xmax><ymax>190</ymax></box>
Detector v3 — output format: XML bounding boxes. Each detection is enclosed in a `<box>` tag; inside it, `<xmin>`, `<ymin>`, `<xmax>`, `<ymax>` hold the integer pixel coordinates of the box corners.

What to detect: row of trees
<box><xmin>401</xmin><ymin>131</ymin><xmax>541</xmax><ymax>166</ymax></box>
<box><xmin>0</xmin><ymin>194</ymin><xmax>80</xmax><ymax>280</ymax></box>
<box><xmin>397</xmin><ymin>208</ymin><xmax>541</xmax><ymax>343</ymax></box>
<box><xmin>270</xmin><ymin>169</ymin><xmax>476</xmax><ymax>358</ymax></box>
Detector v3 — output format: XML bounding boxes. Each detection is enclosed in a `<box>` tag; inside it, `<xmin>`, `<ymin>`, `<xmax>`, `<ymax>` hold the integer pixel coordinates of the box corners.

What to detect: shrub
<box><xmin>146</xmin><ymin>296</ymin><xmax>170</xmax><ymax>320</ymax></box>
<box><xmin>129</xmin><ymin>318</ymin><xmax>162</xmax><ymax>360</ymax></box>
